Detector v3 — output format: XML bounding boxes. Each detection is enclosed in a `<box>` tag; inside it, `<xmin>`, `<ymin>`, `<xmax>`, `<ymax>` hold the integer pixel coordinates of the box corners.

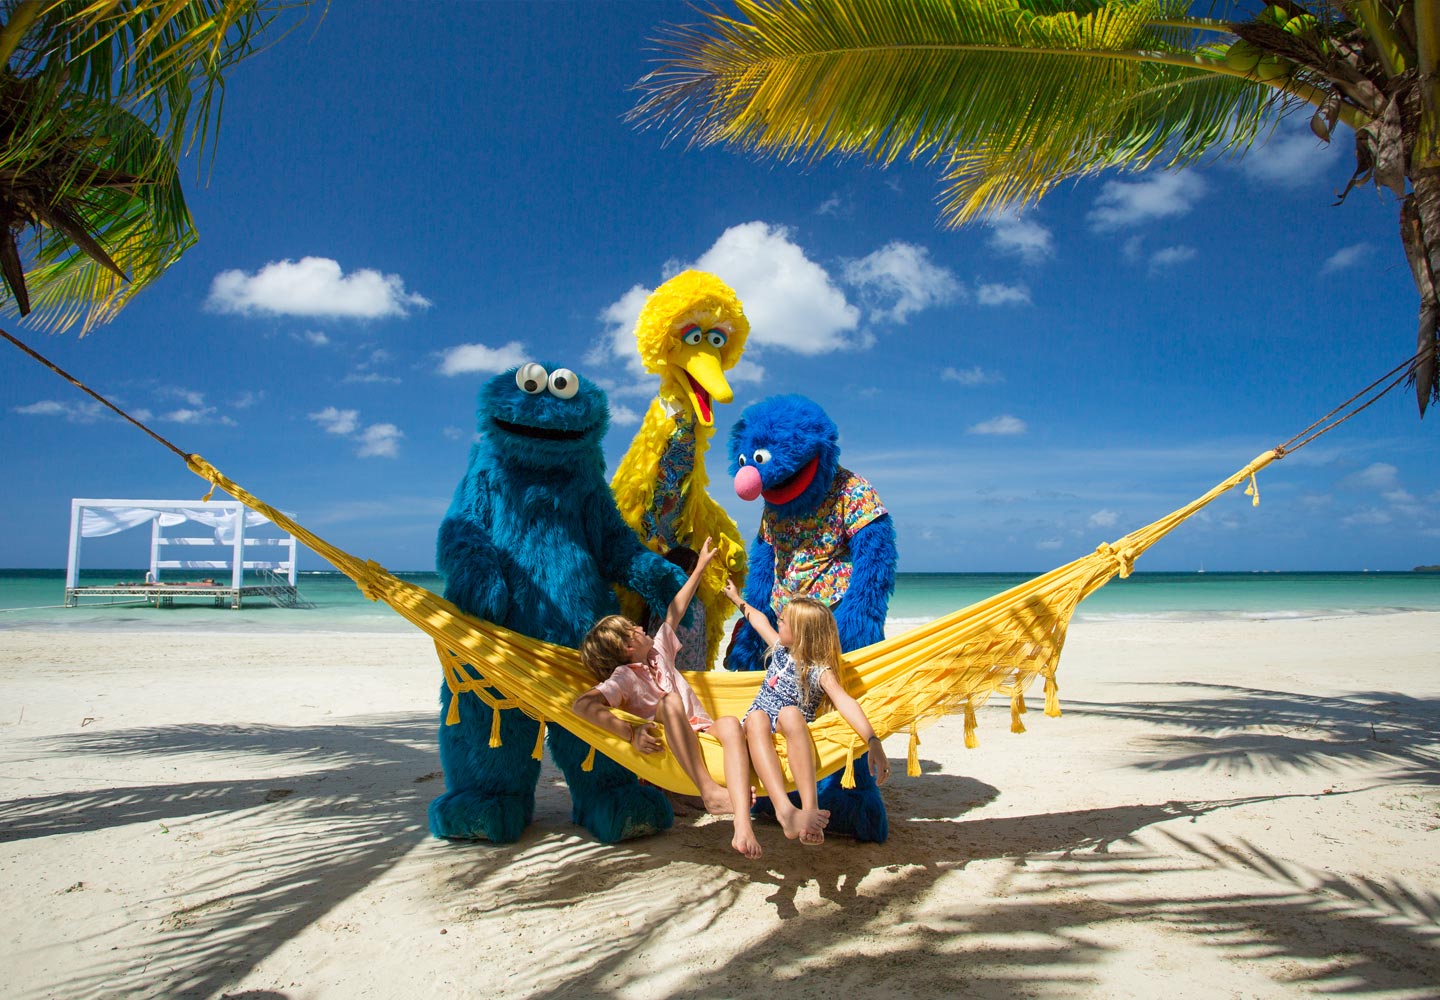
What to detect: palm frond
<box><xmin>633</xmin><ymin>0</ymin><xmax>1288</xmax><ymax>221</ymax></box>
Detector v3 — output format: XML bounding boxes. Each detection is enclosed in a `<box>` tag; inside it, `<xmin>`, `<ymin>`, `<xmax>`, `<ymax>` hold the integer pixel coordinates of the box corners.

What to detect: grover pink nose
<box><xmin>734</xmin><ymin>465</ymin><xmax>763</xmax><ymax>501</ymax></box>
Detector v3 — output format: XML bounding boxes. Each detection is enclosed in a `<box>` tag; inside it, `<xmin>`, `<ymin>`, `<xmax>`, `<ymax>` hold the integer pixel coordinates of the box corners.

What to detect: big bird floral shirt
<box><xmin>761</xmin><ymin>467</ymin><xmax>886</xmax><ymax>611</ymax></box>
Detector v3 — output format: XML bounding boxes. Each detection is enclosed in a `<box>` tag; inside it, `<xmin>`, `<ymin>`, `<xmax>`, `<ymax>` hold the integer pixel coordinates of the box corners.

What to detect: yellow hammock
<box><xmin>179</xmin><ymin>449</ymin><xmax>1275</xmax><ymax>795</ymax></box>
<box><xmin>6</xmin><ymin>328</ymin><xmax>1412</xmax><ymax>799</ymax></box>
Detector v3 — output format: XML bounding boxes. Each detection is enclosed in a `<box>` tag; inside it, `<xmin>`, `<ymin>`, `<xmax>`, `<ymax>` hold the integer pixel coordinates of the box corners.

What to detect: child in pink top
<box><xmin>574</xmin><ymin>538</ymin><xmax>745</xmax><ymax>818</ymax></box>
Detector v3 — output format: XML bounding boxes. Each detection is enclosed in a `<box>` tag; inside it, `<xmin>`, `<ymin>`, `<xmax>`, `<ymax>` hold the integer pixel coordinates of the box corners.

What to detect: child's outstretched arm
<box><xmin>665</xmin><ymin>537</ymin><xmax>719</xmax><ymax>632</ymax></box>
<box><xmin>722</xmin><ymin>578</ymin><xmax>780</xmax><ymax>648</ymax></box>
<box><xmin>572</xmin><ymin>689</ymin><xmax>661</xmax><ymax>754</ymax></box>
<box><xmin>818</xmin><ymin>670</ymin><xmax>892</xmax><ymax>786</ymax></box>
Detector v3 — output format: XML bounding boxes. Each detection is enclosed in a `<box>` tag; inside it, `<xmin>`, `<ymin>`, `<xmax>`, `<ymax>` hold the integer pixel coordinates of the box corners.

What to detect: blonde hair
<box><xmin>776</xmin><ymin>597</ymin><xmax>843</xmax><ymax>710</ymax></box>
<box><xmin>633</xmin><ymin>270</ymin><xmax>749</xmax><ymax>374</ymax></box>
<box><xmin>580</xmin><ymin>615</ymin><xmax>636</xmax><ymax>682</ymax></box>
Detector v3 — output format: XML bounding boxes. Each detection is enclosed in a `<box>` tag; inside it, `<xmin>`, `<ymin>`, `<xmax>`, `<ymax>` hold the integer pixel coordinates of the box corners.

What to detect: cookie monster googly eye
<box><xmin>516</xmin><ymin>363</ymin><xmax>547</xmax><ymax>394</ymax></box>
<box><xmin>547</xmin><ymin>368</ymin><xmax>579</xmax><ymax>399</ymax></box>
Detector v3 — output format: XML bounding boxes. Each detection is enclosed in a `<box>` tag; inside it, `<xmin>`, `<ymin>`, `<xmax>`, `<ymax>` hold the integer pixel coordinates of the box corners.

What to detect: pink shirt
<box><xmin>594</xmin><ymin>622</ymin><xmax>713</xmax><ymax>731</ymax></box>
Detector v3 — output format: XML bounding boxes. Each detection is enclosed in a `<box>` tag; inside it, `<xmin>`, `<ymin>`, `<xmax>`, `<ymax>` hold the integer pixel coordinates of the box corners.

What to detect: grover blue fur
<box><xmin>432</xmin><ymin>362</ymin><xmax>687</xmax><ymax>844</ymax></box>
<box><xmin>724</xmin><ymin>394</ymin><xmax>898</xmax><ymax>842</ymax></box>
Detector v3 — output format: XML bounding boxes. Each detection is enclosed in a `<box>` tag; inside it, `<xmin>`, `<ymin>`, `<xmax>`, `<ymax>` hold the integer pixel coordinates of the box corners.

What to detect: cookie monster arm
<box><xmin>593</xmin><ymin>488</ymin><xmax>687</xmax><ymax>617</ymax></box>
<box><xmin>436</xmin><ymin>471</ymin><xmax>510</xmax><ymax>623</ymax></box>
<box><xmin>831</xmin><ymin>513</ymin><xmax>897</xmax><ymax>650</ymax></box>
<box><xmin>723</xmin><ymin>534</ymin><xmax>776</xmax><ymax>671</ymax></box>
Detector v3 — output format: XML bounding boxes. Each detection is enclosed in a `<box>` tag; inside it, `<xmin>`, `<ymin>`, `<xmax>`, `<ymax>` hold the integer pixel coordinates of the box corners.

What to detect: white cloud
<box><xmin>14</xmin><ymin>399</ymin><xmax>108</xmax><ymax>423</ymax></box>
<box><xmin>231</xmin><ymin>391</ymin><xmax>264</xmax><ymax>409</ymax></box>
<box><xmin>591</xmin><ymin>284</ymin><xmax>653</xmax><ymax>371</ymax></box>
<box><xmin>1342</xmin><ymin>462</ymin><xmax>1400</xmax><ymax>491</ymax></box>
<box><xmin>356</xmin><ymin>423</ymin><xmax>403</xmax><ymax>458</ymax></box>
<box><xmin>206</xmin><ymin>257</ymin><xmax>431</xmax><ymax>319</ymax></box>
<box><xmin>158</xmin><ymin>386</ymin><xmax>206</xmax><ymax>407</ymax></box>
<box><xmin>609</xmin><ymin>404</ymin><xmax>641</xmax><ymax>427</ymax></box>
<box><xmin>986</xmin><ymin>210</ymin><xmax>1054</xmax><ymax>263</ymax></box>
<box><xmin>343</xmin><ymin>371</ymin><xmax>402</xmax><ymax>385</ymax></box>
<box><xmin>1088</xmin><ymin>173</ymin><xmax>1206</xmax><ymax>230</ymax></box>
<box><xmin>1241</xmin><ymin>121</ymin><xmax>1344</xmax><ymax>185</ymax></box>
<box><xmin>596</xmin><ymin>223</ymin><xmax>864</xmax><ymax>363</ymax></box>
<box><xmin>816</xmin><ymin>193</ymin><xmax>849</xmax><ymax>217</ymax></box>
<box><xmin>1089</xmin><ymin>509</ymin><xmax>1119</xmax><ymax>528</ymax></box>
<box><xmin>1383</xmin><ymin>489</ymin><xmax>1416</xmax><ymax>504</ymax></box>
<box><xmin>975</xmin><ymin>282</ymin><xmax>1031</xmax><ymax>306</ymax></box>
<box><xmin>309</xmin><ymin>406</ymin><xmax>360</xmax><ymax>436</ymax></box>
<box><xmin>158</xmin><ymin>407</ymin><xmax>218</xmax><ymax>424</ymax></box>
<box><xmin>968</xmin><ymin>414</ymin><xmax>1027</xmax><ymax>435</ymax></box>
<box><xmin>297</xmin><ymin>330</ymin><xmax>330</xmax><ymax>346</ymax></box>
<box><xmin>1342</xmin><ymin>507</ymin><xmax>1392</xmax><ymax>527</ymax></box>
<box><xmin>1036</xmin><ymin>538</ymin><xmax>1063</xmax><ymax>550</ymax></box>
<box><xmin>438</xmin><ymin>340</ymin><xmax>530</xmax><ymax>376</ymax></box>
<box><xmin>843</xmin><ymin>241</ymin><xmax>962</xmax><ymax>323</ymax></box>
<box><xmin>694</xmin><ymin>222</ymin><xmax>862</xmax><ymax>354</ymax></box>
<box><xmin>1148</xmin><ymin>245</ymin><xmax>1198</xmax><ymax>273</ymax></box>
<box><xmin>1322</xmin><ymin>243</ymin><xmax>1371</xmax><ymax>273</ymax></box>
<box><xmin>942</xmin><ymin>366</ymin><xmax>1004</xmax><ymax>386</ymax></box>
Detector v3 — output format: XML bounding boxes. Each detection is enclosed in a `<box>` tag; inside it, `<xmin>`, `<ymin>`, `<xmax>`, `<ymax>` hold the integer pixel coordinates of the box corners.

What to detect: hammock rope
<box><xmin>2</xmin><ymin>326</ymin><xmax>1420</xmax><ymax>795</ymax></box>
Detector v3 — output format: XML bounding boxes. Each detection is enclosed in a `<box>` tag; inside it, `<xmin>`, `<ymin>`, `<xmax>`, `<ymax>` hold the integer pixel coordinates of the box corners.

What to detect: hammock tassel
<box><xmin>581</xmin><ymin>744</ymin><xmax>596</xmax><ymax>772</ymax></box>
<box><xmin>1245</xmin><ymin>472</ymin><xmax>1261</xmax><ymax>507</ymax></box>
<box><xmin>1044</xmin><ymin>675</ymin><xmax>1062</xmax><ymax>717</ymax></box>
<box><xmin>907</xmin><ymin>722</ymin><xmax>921</xmax><ymax>777</ymax></box>
<box><xmin>1010</xmin><ymin>689</ymin><xmax>1027</xmax><ymax>734</ymax></box>
<box><xmin>964</xmin><ymin>703</ymin><xmax>979</xmax><ymax>749</ymax></box>
<box><xmin>445</xmin><ymin>691</ymin><xmax>462</xmax><ymax>727</ymax></box>
<box><xmin>488</xmin><ymin>706</ymin><xmax>503</xmax><ymax>748</ymax></box>
<box><xmin>531</xmin><ymin>718</ymin><xmax>546</xmax><ymax>760</ymax></box>
<box><xmin>840</xmin><ymin>745</ymin><xmax>857</xmax><ymax>789</ymax></box>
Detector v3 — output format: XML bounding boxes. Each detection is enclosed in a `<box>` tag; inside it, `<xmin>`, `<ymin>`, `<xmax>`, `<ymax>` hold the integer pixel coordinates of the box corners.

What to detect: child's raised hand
<box><xmin>696</xmin><ymin>536</ymin><xmax>718</xmax><ymax>570</ymax></box>
<box><xmin>722</xmin><ymin>578</ymin><xmax>743</xmax><ymax>607</ymax></box>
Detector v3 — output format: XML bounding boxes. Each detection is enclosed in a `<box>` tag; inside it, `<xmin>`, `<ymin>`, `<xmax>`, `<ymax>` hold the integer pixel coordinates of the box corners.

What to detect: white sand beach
<box><xmin>2</xmin><ymin>613</ymin><xmax>1437</xmax><ymax>999</ymax></box>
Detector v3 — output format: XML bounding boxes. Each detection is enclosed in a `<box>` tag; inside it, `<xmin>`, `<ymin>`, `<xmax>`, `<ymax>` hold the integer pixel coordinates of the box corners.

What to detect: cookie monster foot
<box><xmin>572</xmin><ymin>783</ymin><xmax>675</xmax><ymax>844</ymax></box>
<box><xmin>816</xmin><ymin>754</ymin><xmax>889</xmax><ymax>842</ymax></box>
<box><xmin>428</xmin><ymin>788</ymin><xmax>534</xmax><ymax>844</ymax></box>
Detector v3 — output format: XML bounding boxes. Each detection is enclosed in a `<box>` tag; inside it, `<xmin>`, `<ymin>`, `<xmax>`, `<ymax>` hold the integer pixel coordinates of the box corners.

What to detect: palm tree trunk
<box><xmin>1401</xmin><ymin>167</ymin><xmax>1440</xmax><ymax>414</ymax></box>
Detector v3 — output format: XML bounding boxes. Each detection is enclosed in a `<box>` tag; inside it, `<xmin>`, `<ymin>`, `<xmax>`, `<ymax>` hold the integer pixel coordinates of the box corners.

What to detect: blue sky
<box><xmin>3</xmin><ymin>1</ymin><xmax>1437</xmax><ymax>573</ymax></box>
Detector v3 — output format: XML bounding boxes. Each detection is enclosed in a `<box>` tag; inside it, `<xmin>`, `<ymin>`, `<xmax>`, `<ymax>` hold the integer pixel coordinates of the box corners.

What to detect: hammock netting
<box><xmin>179</xmin><ymin>448</ymin><xmax>1278</xmax><ymax>796</ymax></box>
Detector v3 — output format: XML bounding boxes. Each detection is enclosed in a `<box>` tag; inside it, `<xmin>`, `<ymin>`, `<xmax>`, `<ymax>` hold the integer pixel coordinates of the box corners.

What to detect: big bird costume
<box><xmin>611</xmin><ymin>271</ymin><xmax>749</xmax><ymax>670</ymax></box>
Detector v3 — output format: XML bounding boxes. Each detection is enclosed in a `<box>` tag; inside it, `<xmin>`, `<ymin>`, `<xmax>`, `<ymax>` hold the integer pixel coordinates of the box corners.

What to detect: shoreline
<box><xmin>2</xmin><ymin>612</ymin><xmax>1438</xmax><ymax>998</ymax></box>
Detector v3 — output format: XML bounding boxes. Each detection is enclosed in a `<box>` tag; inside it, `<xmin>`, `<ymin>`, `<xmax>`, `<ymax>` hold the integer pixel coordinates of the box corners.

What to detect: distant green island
<box><xmin>1415</xmin><ymin>565</ymin><xmax>1440</xmax><ymax>572</ymax></box>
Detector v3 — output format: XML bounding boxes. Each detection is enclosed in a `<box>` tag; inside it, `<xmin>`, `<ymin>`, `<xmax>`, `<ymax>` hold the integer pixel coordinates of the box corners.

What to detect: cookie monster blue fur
<box><xmin>725</xmin><ymin>394</ymin><xmax>897</xmax><ymax>842</ymax></box>
<box><xmin>432</xmin><ymin>362</ymin><xmax>687</xmax><ymax>844</ymax></box>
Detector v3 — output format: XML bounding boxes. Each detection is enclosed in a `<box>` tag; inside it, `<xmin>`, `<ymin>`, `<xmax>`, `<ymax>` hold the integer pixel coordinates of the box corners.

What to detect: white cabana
<box><xmin>66</xmin><ymin>498</ymin><xmax>299</xmax><ymax>593</ymax></box>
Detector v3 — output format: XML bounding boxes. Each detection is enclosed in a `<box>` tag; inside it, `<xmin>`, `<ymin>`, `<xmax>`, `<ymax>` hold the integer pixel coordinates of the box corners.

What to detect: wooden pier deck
<box><xmin>65</xmin><ymin>581</ymin><xmax>306</xmax><ymax>610</ymax></box>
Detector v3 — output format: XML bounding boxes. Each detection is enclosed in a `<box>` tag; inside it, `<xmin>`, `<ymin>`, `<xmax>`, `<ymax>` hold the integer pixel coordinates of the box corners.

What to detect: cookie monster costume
<box><xmin>725</xmin><ymin>395</ymin><xmax>897</xmax><ymax>842</ymax></box>
<box><xmin>432</xmin><ymin>361</ymin><xmax>687</xmax><ymax>844</ymax></box>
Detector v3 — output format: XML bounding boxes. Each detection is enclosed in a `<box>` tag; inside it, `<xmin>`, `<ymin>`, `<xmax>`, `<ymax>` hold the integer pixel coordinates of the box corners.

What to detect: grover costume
<box><xmin>431</xmin><ymin>362</ymin><xmax>686</xmax><ymax>844</ymax></box>
<box><xmin>725</xmin><ymin>394</ymin><xmax>897</xmax><ymax>842</ymax></box>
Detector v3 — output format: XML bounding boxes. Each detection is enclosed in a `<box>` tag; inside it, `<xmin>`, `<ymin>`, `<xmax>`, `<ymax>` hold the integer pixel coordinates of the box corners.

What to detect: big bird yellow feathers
<box><xmin>611</xmin><ymin>271</ymin><xmax>749</xmax><ymax>668</ymax></box>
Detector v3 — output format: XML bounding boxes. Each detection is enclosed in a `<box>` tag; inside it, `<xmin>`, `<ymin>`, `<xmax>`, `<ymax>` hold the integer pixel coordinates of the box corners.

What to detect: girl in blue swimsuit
<box><xmin>720</xmin><ymin>581</ymin><xmax>890</xmax><ymax>854</ymax></box>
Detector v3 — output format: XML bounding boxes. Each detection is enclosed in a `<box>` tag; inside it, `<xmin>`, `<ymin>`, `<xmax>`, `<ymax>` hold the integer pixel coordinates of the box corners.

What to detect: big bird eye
<box><xmin>706</xmin><ymin>329</ymin><xmax>728</xmax><ymax>348</ymax></box>
<box><xmin>516</xmin><ymin>363</ymin><xmax>548</xmax><ymax>394</ymax></box>
<box><xmin>681</xmin><ymin>325</ymin><xmax>704</xmax><ymax>346</ymax></box>
<box><xmin>752</xmin><ymin>448</ymin><xmax>771</xmax><ymax>465</ymax></box>
<box><xmin>547</xmin><ymin>368</ymin><xmax>579</xmax><ymax>399</ymax></box>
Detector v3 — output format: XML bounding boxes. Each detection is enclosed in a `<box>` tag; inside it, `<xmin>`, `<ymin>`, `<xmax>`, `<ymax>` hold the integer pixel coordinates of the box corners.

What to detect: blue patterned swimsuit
<box><xmin>746</xmin><ymin>646</ymin><xmax>830</xmax><ymax>730</ymax></box>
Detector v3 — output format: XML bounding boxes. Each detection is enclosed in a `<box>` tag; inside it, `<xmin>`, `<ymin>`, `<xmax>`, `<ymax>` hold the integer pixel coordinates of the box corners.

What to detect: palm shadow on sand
<box><xmin>4</xmin><ymin>677</ymin><xmax>1438</xmax><ymax>999</ymax></box>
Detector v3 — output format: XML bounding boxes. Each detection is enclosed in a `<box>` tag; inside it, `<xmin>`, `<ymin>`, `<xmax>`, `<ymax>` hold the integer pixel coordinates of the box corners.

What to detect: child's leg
<box><xmin>743</xmin><ymin>709</ymin><xmax>808</xmax><ymax>841</ymax></box>
<box><xmin>655</xmin><ymin>693</ymin><xmax>730</xmax><ymax>814</ymax></box>
<box><xmin>712</xmin><ymin>716</ymin><xmax>762</xmax><ymax>859</ymax></box>
<box><xmin>776</xmin><ymin>705</ymin><xmax>828</xmax><ymax>843</ymax></box>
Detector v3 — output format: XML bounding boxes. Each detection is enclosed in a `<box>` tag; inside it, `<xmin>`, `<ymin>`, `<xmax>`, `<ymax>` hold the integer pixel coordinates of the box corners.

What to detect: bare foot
<box><xmin>799</xmin><ymin>827</ymin><xmax>825</xmax><ymax>846</ymax></box>
<box><xmin>732</xmin><ymin>829</ymin><xmax>763</xmax><ymax>859</ymax></box>
<box><xmin>701</xmin><ymin>788</ymin><xmax>733</xmax><ymax>816</ymax></box>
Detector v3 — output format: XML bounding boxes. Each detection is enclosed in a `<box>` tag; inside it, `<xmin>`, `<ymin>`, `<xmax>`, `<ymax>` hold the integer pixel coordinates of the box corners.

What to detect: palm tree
<box><xmin>0</xmin><ymin>0</ymin><xmax>314</xmax><ymax>335</ymax></box>
<box><xmin>630</xmin><ymin>1</ymin><xmax>1440</xmax><ymax>414</ymax></box>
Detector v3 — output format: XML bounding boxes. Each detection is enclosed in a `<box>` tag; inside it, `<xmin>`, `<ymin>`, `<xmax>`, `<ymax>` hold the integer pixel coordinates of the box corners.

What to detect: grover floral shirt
<box><xmin>761</xmin><ymin>467</ymin><xmax>886</xmax><ymax>611</ymax></box>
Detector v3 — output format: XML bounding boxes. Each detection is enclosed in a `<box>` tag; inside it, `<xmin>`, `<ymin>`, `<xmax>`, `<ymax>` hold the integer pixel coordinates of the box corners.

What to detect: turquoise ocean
<box><xmin>2</xmin><ymin>568</ymin><xmax>1438</xmax><ymax>636</ymax></box>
